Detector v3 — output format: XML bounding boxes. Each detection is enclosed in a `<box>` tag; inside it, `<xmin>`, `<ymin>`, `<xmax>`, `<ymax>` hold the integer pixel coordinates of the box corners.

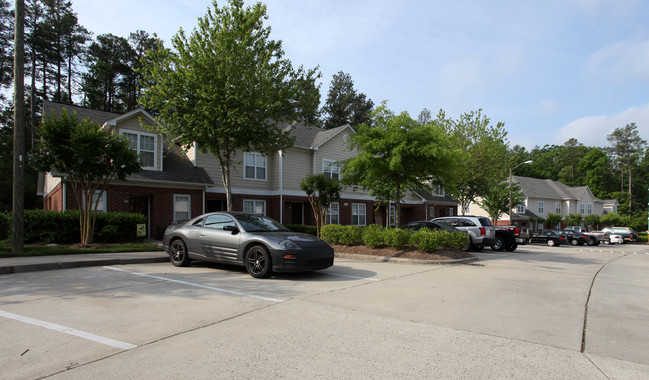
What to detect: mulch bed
<box><xmin>331</xmin><ymin>244</ymin><xmax>474</xmax><ymax>261</ymax></box>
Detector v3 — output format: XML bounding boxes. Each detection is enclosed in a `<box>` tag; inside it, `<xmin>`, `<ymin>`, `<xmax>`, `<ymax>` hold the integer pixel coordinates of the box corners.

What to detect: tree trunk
<box><xmin>628</xmin><ymin>166</ymin><xmax>632</xmax><ymax>217</ymax></box>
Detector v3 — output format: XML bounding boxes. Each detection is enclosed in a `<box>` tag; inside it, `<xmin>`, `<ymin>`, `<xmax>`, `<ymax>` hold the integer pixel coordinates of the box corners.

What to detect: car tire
<box><xmin>547</xmin><ymin>239</ymin><xmax>556</xmax><ymax>247</ymax></box>
<box><xmin>245</xmin><ymin>245</ymin><xmax>273</xmax><ymax>278</ymax></box>
<box><xmin>461</xmin><ymin>235</ymin><xmax>471</xmax><ymax>251</ymax></box>
<box><xmin>169</xmin><ymin>239</ymin><xmax>190</xmax><ymax>267</ymax></box>
<box><xmin>505</xmin><ymin>243</ymin><xmax>517</xmax><ymax>252</ymax></box>
<box><xmin>570</xmin><ymin>238</ymin><xmax>579</xmax><ymax>246</ymax></box>
<box><xmin>491</xmin><ymin>236</ymin><xmax>505</xmax><ymax>251</ymax></box>
<box><xmin>587</xmin><ymin>238</ymin><xmax>598</xmax><ymax>246</ymax></box>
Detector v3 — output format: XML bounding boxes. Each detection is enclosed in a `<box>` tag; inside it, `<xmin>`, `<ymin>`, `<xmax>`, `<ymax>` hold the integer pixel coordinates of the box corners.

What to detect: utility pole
<box><xmin>13</xmin><ymin>0</ymin><xmax>25</xmax><ymax>254</ymax></box>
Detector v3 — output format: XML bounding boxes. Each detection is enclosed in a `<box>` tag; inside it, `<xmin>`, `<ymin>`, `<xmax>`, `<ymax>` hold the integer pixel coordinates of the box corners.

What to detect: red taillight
<box><xmin>513</xmin><ymin>227</ymin><xmax>520</xmax><ymax>236</ymax></box>
<box><xmin>479</xmin><ymin>227</ymin><xmax>486</xmax><ymax>236</ymax></box>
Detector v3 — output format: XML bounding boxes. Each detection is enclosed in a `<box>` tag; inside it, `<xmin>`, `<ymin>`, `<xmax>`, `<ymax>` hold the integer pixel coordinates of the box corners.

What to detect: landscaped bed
<box><xmin>331</xmin><ymin>244</ymin><xmax>474</xmax><ymax>261</ymax></box>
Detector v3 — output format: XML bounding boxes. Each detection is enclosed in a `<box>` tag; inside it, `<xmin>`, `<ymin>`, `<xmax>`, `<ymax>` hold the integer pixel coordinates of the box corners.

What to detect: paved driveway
<box><xmin>1</xmin><ymin>243</ymin><xmax>648</xmax><ymax>379</ymax></box>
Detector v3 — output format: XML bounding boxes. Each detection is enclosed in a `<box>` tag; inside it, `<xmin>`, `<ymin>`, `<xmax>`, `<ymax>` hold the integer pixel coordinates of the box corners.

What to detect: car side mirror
<box><xmin>223</xmin><ymin>225</ymin><xmax>239</xmax><ymax>234</ymax></box>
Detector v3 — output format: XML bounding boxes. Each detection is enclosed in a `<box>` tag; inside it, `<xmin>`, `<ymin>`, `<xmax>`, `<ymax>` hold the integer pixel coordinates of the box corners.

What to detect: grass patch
<box><xmin>0</xmin><ymin>241</ymin><xmax>162</xmax><ymax>258</ymax></box>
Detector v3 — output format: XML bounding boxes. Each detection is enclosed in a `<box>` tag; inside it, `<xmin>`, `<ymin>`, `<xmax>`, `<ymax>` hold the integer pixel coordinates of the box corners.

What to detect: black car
<box><xmin>529</xmin><ymin>229</ymin><xmax>565</xmax><ymax>247</ymax></box>
<box><xmin>559</xmin><ymin>230</ymin><xmax>590</xmax><ymax>246</ymax></box>
<box><xmin>162</xmin><ymin>212</ymin><xmax>334</xmax><ymax>278</ymax></box>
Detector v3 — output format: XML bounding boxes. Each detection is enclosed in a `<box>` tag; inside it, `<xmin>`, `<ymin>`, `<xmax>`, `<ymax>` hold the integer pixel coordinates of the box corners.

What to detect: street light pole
<box><xmin>509</xmin><ymin>160</ymin><xmax>533</xmax><ymax>225</ymax></box>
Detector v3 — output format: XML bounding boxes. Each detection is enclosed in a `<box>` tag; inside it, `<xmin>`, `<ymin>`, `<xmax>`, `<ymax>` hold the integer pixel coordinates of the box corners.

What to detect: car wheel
<box><xmin>461</xmin><ymin>235</ymin><xmax>471</xmax><ymax>251</ymax></box>
<box><xmin>491</xmin><ymin>237</ymin><xmax>505</xmax><ymax>251</ymax></box>
<box><xmin>245</xmin><ymin>245</ymin><xmax>272</xmax><ymax>278</ymax></box>
<box><xmin>505</xmin><ymin>243</ymin><xmax>517</xmax><ymax>252</ymax></box>
<box><xmin>587</xmin><ymin>238</ymin><xmax>598</xmax><ymax>246</ymax></box>
<box><xmin>169</xmin><ymin>239</ymin><xmax>190</xmax><ymax>267</ymax></box>
<box><xmin>547</xmin><ymin>239</ymin><xmax>556</xmax><ymax>247</ymax></box>
<box><xmin>570</xmin><ymin>238</ymin><xmax>579</xmax><ymax>246</ymax></box>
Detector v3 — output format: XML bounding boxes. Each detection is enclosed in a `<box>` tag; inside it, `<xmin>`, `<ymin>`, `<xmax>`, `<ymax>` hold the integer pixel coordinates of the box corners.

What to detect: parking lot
<box><xmin>1</xmin><ymin>243</ymin><xmax>648</xmax><ymax>379</ymax></box>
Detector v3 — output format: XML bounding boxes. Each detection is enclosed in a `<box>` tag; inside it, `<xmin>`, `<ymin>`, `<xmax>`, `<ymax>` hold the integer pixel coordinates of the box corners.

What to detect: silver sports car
<box><xmin>162</xmin><ymin>212</ymin><xmax>335</xmax><ymax>278</ymax></box>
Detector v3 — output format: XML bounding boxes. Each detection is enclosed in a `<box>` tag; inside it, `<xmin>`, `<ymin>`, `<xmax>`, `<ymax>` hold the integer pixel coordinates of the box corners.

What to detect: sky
<box><xmin>73</xmin><ymin>0</ymin><xmax>649</xmax><ymax>149</ymax></box>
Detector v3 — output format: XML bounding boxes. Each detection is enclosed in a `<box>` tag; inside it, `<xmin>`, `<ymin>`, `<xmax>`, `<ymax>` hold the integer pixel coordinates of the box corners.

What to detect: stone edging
<box><xmin>334</xmin><ymin>252</ymin><xmax>479</xmax><ymax>265</ymax></box>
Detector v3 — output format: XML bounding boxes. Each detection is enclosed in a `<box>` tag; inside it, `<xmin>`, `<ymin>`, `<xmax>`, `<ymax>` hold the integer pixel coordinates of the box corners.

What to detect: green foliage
<box><xmin>584</xmin><ymin>214</ymin><xmax>601</xmax><ymax>230</ymax></box>
<box><xmin>361</xmin><ymin>224</ymin><xmax>387</xmax><ymax>248</ymax></box>
<box><xmin>600</xmin><ymin>212</ymin><xmax>620</xmax><ymax>227</ymax></box>
<box><xmin>322</xmin><ymin>71</ymin><xmax>374</xmax><ymax>129</ymax></box>
<box><xmin>285</xmin><ymin>224</ymin><xmax>318</xmax><ymax>236</ymax></box>
<box><xmin>477</xmin><ymin>182</ymin><xmax>525</xmax><ymax>223</ymax></box>
<box><xmin>343</xmin><ymin>103</ymin><xmax>461</xmax><ymax>226</ymax></box>
<box><xmin>320</xmin><ymin>224</ymin><xmax>344</xmax><ymax>245</ymax></box>
<box><xmin>437</xmin><ymin>109</ymin><xmax>510</xmax><ymax>213</ymax></box>
<box><xmin>339</xmin><ymin>225</ymin><xmax>364</xmax><ymax>246</ymax></box>
<box><xmin>29</xmin><ymin>111</ymin><xmax>141</xmax><ymax>244</ymax></box>
<box><xmin>139</xmin><ymin>0</ymin><xmax>313</xmax><ymax>211</ymax></box>
<box><xmin>545</xmin><ymin>213</ymin><xmax>563</xmax><ymax>229</ymax></box>
<box><xmin>300</xmin><ymin>173</ymin><xmax>341</xmax><ymax>237</ymax></box>
<box><xmin>410</xmin><ymin>229</ymin><xmax>468</xmax><ymax>252</ymax></box>
<box><xmin>384</xmin><ymin>228</ymin><xmax>411</xmax><ymax>248</ymax></box>
<box><xmin>23</xmin><ymin>210</ymin><xmax>145</xmax><ymax>244</ymax></box>
<box><xmin>564</xmin><ymin>213</ymin><xmax>583</xmax><ymax>227</ymax></box>
<box><xmin>0</xmin><ymin>211</ymin><xmax>9</xmax><ymax>240</ymax></box>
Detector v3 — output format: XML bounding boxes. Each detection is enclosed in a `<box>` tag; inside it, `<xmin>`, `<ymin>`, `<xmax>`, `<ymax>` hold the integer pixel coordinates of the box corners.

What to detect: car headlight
<box><xmin>279</xmin><ymin>239</ymin><xmax>301</xmax><ymax>250</ymax></box>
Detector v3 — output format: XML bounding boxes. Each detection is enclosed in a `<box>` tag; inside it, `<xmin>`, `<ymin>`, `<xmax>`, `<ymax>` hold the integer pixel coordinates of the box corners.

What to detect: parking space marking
<box><xmin>104</xmin><ymin>266</ymin><xmax>285</xmax><ymax>303</ymax></box>
<box><xmin>0</xmin><ymin>309</ymin><xmax>137</xmax><ymax>350</ymax></box>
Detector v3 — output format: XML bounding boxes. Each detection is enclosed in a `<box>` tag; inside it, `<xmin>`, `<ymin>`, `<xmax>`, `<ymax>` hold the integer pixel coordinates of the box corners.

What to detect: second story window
<box><xmin>555</xmin><ymin>202</ymin><xmax>561</xmax><ymax>214</ymax></box>
<box><xmin>580</xmin><ymin>203</ymin><xmax>585</xmax><ymax>214</ymax></box>
<box><xmin>323</xmin><ymin>159</ymin><xmax>340</xmax><ymax>180</ymax></box>
<box><xmin>588</xmin><ymin>203</ymin><xmax>592</xmax><ymax>215</ymax></box>
<box><xmin>123</xmin><ymin>131</ymin><xmax>156</xmax><ymax>169</ymax></box>
<box><xmin>538</xmin><ymin>201</ymin><xmax>544</xmax><ymax>214</ymax></box>
<box><xmin>244</xmin><ymin>152</ymin><xmax>266</xmax><ymax>180</ymax></box>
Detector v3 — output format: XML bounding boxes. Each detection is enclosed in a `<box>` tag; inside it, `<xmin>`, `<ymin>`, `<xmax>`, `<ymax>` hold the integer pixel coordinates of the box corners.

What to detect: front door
<box><xmin>291</xmin><ymin>202</ymin><xmax>304</xmax><ymax>225</ymax></box>
<box><xmin>129</xmin><ymin>195</ymin><xmax>150</xmax><ymax>239</ymax></box>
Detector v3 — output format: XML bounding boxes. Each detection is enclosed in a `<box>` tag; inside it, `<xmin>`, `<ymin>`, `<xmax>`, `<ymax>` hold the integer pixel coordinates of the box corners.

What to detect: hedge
<box><xmin>14</xmin><ymin>210</ymin><xmax>146</xmax><ymax>244</ymax></box>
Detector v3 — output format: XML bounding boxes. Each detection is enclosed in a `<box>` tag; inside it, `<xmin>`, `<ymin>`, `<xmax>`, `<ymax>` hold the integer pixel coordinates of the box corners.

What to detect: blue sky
<box><xmin>75</xmin><ymin>0</ymin><xmax>649</xmax><ymax>149</ymax></box>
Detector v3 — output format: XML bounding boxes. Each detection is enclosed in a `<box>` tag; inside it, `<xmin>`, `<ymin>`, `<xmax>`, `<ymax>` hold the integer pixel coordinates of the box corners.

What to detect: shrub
<box><xmin>385</xmin><ymin>228</ymin><xmax>411</xmax><ymax>248</ymax></box>
<box><xmin>321</xmin><ymin>224</ymin><xmax>344</xmax><ymax>245</ymax></box>
<box><xmin>339</xmin><ymin>225</ymin><xmax>364</xmax><ymax>246</ymax></box>
<box><xmin>286</xmin><ymin>224</ymin><xmax>318</xmax><ymax>236</ymax></box>
<box><xmin>95</xmin><ymin>225</ymin><xmax>120</xmax><ymax>243</ymax></box>
<box><xmin>362</xmin><ymin>224</ymin><xmax>387</xmax><ymax>248</ymax></box>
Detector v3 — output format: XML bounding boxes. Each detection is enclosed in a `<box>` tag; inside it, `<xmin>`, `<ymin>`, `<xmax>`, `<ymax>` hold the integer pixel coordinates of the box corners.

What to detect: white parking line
<box><xmin>0</xmin><ymin>309</ymin><xmax>137</xmax><ymax>350</ymax></box>
<box><xmin>323</xmin><ymin>272</ymin><xmax>381</xmax><ymax>281</ymax></box>
<box><xmin>104</xmin><ymin>266</ymin><xmax>285</xmax><ymax>303</ymax></box>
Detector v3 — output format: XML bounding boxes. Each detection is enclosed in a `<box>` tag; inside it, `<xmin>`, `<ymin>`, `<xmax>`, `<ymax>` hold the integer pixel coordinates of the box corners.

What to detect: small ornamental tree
<box><xmin>300</xmin><ymin>173</ymin><xmax>341</xmax><ymax>238</ymax></box>
<box><xmin>30</xmin><ymin>111</ymin><xmax>141</xmax><ymax>244</ymax></box>
<box><xmin>584</xmin><ymin>214</ymin><xmax>601</xmax><ymax>231</ymax></box>
<box><xmin>564</xmin><ymin>213</ymin><xmax>584</xmax><ymax>227</ymax></box>
<box><xmin>545</xmin><ymin>213</ymin><xmax>563</xmax><ymax>230</ymax></box>
<box><xmin>477</xmin><ymin>181</ymin><xmax>525</xmax><ymax>225</ymax></box>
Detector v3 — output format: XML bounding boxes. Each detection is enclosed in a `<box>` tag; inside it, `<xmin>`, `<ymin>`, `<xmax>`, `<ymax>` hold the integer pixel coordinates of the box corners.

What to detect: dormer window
<box><xmin>123</xmin><ymin>131</ymin><xmax>156</xmax><ymax>169</ymax></box>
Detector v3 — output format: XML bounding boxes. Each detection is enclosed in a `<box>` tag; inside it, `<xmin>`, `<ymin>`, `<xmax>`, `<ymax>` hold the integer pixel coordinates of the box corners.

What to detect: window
<box><xmin>449</xmin><ymin>208</ymin><xmax>454</xmax><ymax>216</ymax></box>
<box><xmin>244</xmin><ymin>152</ymin><xmax>266</xmax><ymax>180</ymax></box>
<box><xmin>351</xmin><ymin>203</ymin><xmax>366</xmax><ymax>226</ymax></box>
<box><xmin>588</xmin><ymin>204</ymin><xmax>592</xmax><ymax>215</ymax></box>
<box><xmin>123</xmin><ymin>131</ymin><xmax>156</xmax><ymax>169</ymax></box>
<box><xmin>328</xmin><ymin>202</ymin><xmax>339</xmax><ymax>225</ymax></box>
<box><xmin>432</xmin><ymin>185</ymin><xmax>445</xmax><ymax>196</ymax></box>
<box><xmin>579</xmin><ymin>203</ymin><xmax>585</xmax><ymax>214</ymax></box>
<box><xmin>538</xmin><ymin>201</ymin><xmax>544</xmax><ymax>214</ymax></box>
<box><xmin>83</xmin><ymin>191</ymin><xmax>106</xmax><ymax>212</ymax></box>
<box><xmin>323</xmin><ymin>159</ymin><xmax>340</xmax><ymax>180</ymax></box>
<box><xmin>174</xmin><ymin>194</ymin><xmax>190</xmax><ymax>221</ymax></box>
<box><xmin>389</xmin><ymin>206</ymin><xmax>396</xmax><ymax>227</ymax></box>
<box><xmin>516</xmin><ymin>204</ymin><xmax>525</xmax><ymax>214</ymax></box>
<box><xmin>464</xmin><ymin>204</ymin><xmax>471</xmax><ymax>214</ymax></box>
<box><xmin>244</xmin><ymin>200</ymin><xmax>266</xmax><ymax>215</ymax></box>
<box><xmin>203</xmin><ymin>214</ymin><xmax>235</xmax><ymax>230</ymax></box>
<box><xmin>555</xmin><ymin>202</ymin><xmax>561</xmax><ymax>214</ymax></box>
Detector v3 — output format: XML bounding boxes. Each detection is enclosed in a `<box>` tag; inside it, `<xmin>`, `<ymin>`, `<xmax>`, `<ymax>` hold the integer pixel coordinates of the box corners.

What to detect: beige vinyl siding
<box><xmin>197</xmin><ymin>149</ymin><xmax>277</xmax><ymax>192</ymax></box>
<box><xmin>44</xmin><ymin>173</ymin><xmax>61</xmax><ymax>196</ymax></box>
<box><xmin>114</xmin><ymin>115</ymin><xmax>163</xmax><ymax>171</ymax></box>
<box><xmin>281</xmin><ymin>149</ymin><xmax>312</xmax><ymax>192</ymax></box>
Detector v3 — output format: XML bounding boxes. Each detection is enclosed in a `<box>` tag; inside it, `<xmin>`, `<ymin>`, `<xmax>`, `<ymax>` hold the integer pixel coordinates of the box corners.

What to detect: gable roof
<box><xmin>43</xmin><ymin>100</ymin><xmax>120</xmax><ymax>125</ymax></box>
<box><xmin>283</xmin><ymin>122</ymin><xmax>353</xmax><ymax>149</ymax></box>
<box><xmin>513</xmin><ymin>176</ymin><xmax>601</xmax><ymax>202</ymax></box>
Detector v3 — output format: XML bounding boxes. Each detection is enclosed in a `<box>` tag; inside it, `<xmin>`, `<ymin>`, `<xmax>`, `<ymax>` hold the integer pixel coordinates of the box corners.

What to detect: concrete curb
<box><xmin>0</xmin><ymin>256</ymin><xmax>169</xmax><ymax>275</ymax></box>
<box><xmin>335</xmin><ymin>252</ymin><xmax>479</xmax><ymax>265</ymax></box>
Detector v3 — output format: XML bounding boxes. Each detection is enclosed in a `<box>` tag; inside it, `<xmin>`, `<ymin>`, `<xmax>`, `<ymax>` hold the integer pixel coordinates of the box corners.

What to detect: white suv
<box><xmin>432</xmin><ymin>216</ymin><xmax>496</xmax><ymax>251</ymax></box>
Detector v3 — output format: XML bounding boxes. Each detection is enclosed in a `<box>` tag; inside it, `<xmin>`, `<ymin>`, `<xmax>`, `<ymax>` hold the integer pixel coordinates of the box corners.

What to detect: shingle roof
<box><xmin>414</xmin><ymin>190</ymin><xmax>460</xmax><ymax>205</ymax></box>
<box><xmin>282</xmin><ymin>121</ymin><xmax>351</xmax><ymax>149</ymax></box>
<box><xmin>512</xmin><ymin>176</ymin><xmax>602</xmax><ymax>202</ymax></box>
<box><xmin>42</xmin><ymin>100</ymin><xmax>120</xmax><ymax>125</ymax></box>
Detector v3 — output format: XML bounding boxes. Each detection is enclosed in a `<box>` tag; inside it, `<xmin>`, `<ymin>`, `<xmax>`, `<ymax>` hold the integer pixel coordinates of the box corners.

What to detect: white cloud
<box><xmin>587</xmin><ymin>39</ymin><xmax>649</xmax><ymax>83</ymax></box>
<box><xmin>554</xmin><ymin>103</ymin><xmax>649</xmax><ymax>147</ymax></box>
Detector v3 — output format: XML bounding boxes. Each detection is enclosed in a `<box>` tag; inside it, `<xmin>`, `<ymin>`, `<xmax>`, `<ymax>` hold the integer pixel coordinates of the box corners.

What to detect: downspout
<box><xmin>279</xmin><ymin>150</ymin><xmax>283</xmax><ymax>224</ymax></box>
<box><xmin>62</xmin><ymin>182</ymin><xmax>67</xmax><ymax>211</ymax></box>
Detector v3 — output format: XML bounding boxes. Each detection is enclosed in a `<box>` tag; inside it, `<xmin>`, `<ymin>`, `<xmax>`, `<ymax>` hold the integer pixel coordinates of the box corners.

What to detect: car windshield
<box><xmin>233</xmin><ymin>214</ymin><xmax>289</xmax><ymax>232</ymax></box>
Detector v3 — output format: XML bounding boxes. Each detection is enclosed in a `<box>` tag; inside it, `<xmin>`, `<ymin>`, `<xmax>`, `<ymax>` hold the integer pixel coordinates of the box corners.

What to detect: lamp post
<box><xmin>509</xmin><ymin>160</ymin><xmax>533</xmax><ymax>224</ymax></box>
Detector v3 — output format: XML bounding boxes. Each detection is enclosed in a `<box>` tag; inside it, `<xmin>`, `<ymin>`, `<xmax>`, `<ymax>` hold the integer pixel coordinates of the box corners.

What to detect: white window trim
<box><xmin>588</xmin><ymin>203</ymin><xmax>593</xmax><ymax>215</ymax></box>
<box><xmin>243</xmin><ymin>199</ymin><xmax>266</xmax><ymax>215</ymax></box>
<box><xmin>121</xmin><ymin>130</ymin><xmax>157</xmax><ymax>170</ymax></box>
<box><xmin>432</xmin><ymin>185</ymin><xmax>445</xmax><ymax>197</ymax></box>
<box><xmin>516</xmin><ymin>204</ymin><xmax>526</xmax><ymax>214</ymax></box>
<box><xmin>244</xmin><ymin>152</ymin><xmax>267</xmax><ymax>181</ymax></box>
<box><xmin>322</xmin><ymin>159</ymin><xmax>340</xmax><ymax>180</ymax></box>
<box><xmin>389</xmin><ymin>205</ymin><xmax>396</xmax><ymax>227</ymax></box>
<box><xmin>580</xmin><ymin>202</ymin><xmax>585</xmax><ymax>215</ymax></box>
<box><xmin>173</xmin><ymin>194</ymin><xmax>191</xmax><ymax>221</ymax></box>
<box><xmin>328</xmin><ymin>202</ymin><xmax>339</xmax><ymax>225</ymax></box>
<box><xmin>351</xmin><ymin>203</ymin><xmax>366</xmax><ymax>226</ymax></box>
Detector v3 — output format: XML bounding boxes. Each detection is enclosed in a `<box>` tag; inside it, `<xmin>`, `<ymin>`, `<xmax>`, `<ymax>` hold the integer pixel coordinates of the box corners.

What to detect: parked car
<box><xmin>162</xmin><ymin>212</ymin><xmax>334</xmax><ymax>278</ymax></box>
<box><xmin>529</xmin><ymin>229</ymin><xmax>565</xmax><ymax>247</ymax></box>
<box><xmin>491</xmin><ymin>225</ymin><xmax>529</xmax><ymax>252</ymax></box>
<box><xmin>563</xmin><ymin>226</ymin><xmax>607</xmax><ymax>245</ymax></box>
<box><xmin>559</xmin><ymin>230</ymin><xmax>590</xmax><ymax>246</ymax></box>
<box><xmin>401</xmin><ymin>221</ymin><xmax>471</xmax><ymax>250</ymax></box>
<box><xmin>432</xmin><ymin>216</ymin><xmax>496</xmax><ymax>251</ymax></box>
<box><xmin>601</xmin><ymin>227</ymin><xmax>638</xmax><ymax>243</ymax></box>
<box><xmin>606</xmin><ymin>233</ymin><xmax>624</xmax><ymax>244</ymax></box>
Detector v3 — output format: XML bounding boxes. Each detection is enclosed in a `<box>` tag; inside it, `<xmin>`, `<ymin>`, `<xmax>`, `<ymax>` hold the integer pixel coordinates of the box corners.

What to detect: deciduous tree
<box><xmin>477</xmin><ymin>181</ymin><xmax>524</xmax><ymax>225</ymax></box>
<box><xmin>300</xmin><ymin>173</ymin><xmax>341</xmax><ymax>237</ymax></box>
